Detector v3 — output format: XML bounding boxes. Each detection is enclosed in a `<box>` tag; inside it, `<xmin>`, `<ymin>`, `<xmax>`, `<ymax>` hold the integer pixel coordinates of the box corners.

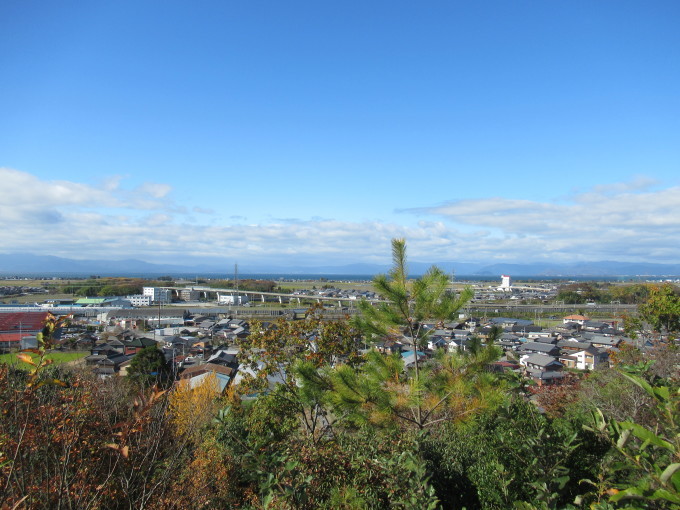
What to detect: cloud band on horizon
<box><xmin>1</xmin><ymin>168</ymin><xmax>678</xmax><ymax>266</ymax></box>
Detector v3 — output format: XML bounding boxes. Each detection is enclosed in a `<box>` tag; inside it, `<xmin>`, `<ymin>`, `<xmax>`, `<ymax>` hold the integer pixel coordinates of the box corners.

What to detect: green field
<box><xmin>0</xmin><ymin>351</ymin><xmax>88</xmax><ymax>371</ymax></box>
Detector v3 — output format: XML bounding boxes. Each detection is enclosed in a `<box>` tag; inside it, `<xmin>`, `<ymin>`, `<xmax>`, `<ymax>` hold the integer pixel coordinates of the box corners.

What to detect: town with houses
<box><xmin>0</xmin><ymin>275</ymin><xmax>639</xmax><ymax>392</ymax></box>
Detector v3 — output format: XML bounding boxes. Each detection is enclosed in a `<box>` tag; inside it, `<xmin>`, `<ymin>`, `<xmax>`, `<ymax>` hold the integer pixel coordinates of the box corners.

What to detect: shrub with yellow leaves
<box><xmin>168</xmin><ymin>372</ymin><xmax>224</xmax><ymax>442</ymax></box>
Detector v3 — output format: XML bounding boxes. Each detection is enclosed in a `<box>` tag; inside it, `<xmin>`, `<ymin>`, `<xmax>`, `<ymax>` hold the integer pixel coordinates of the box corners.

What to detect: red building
<box><xmin>0</xmin><ymin>312</ymin><xmax>49</xmax><ymax>352</ymax></box>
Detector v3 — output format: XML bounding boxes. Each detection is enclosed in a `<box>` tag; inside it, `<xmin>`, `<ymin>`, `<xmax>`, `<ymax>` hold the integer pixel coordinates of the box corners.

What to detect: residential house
<box><xmin>582</xmin><ymin>320</ymin><xmax>609</xmax><ymax>333</ymax></box>
<box><xmin>517</xmin><ymin>342</ymin><xmax>560</xmax><ymax>357</ymax></box>
<box><xmin>511</xmin><ymin>324</ymin><xmax>543</xmax><ymax>336</ymax></box>
<box><xmin>521</xmin><ymin>353</ymin><xmax>565</xmax><ymax>386</ymax></box>
<box><xmin>92</xmin><ymin>353</ymin><xmax>134</xmax><ymax>379</ymax></box>
<box><xmin>179</xmin><ymin>363</ymin><xmax>236</xmax><ymax>392</ymax></box>
<box><xmin>557</xmin><ymin>340</ymin><xmax>592</xmax><ymax>354</ymax></box>
<box><xmin>558</xmin><ymin>353</ymin><xmax>578</xmax><ymax>369</ymax></box>
<box><xmin>488</xmin><ymin>317</ymin><xmax>535</xmax><ymax>330</ymax></box>
<box><xmin>521</xmin><ymin>353</ymin><xmax>564</xmax><ymax>372</ymax></box>
<box><xmin>528</xmin><ymin>370</ymin><xmax>566</xmax><ymax>386</ymax></box>
<box><xmin>376</xmin><ymin>338</ymin><xmax>403</xmax><ymax>355</ymax></box>
<box><xmin>563</xmin><ymin>314</ymin><xmax>590</xmax><ymax>326</ymax></box>
<box><xmin>123</xmin><ymin>337</ymin><xmax>158</xmax><ymax>355</ymax></box>
<box><xmin>428</xmin><ymin>337</ymin><xmax>448</xmax><ymax>350</ymax></box>
<box><xmin>555</xmin><ymin>322</ymin><xmax>582</xmax><ymax>335</ymax></box>
<box><xmin>529</xmin><ymin>333</ymin><xmax>557</xmax><ymax>344</ymax></box>
<box><xmin>573</xmin><ymin>346</ymin><xmax>609</xmax><ymax>370</ymax></box>
<box><xmin>206</xmin><ymin>350</ymin><xmax>239</xmax><ymax>368</ymax></box>
<box><xmin>583</xmin><ymin>334</ymin><xmax>621</xmax><ymax>350</ymax></box>
<box><xmin>402</xmin><ymin>350</ymin><xmax>427</xmax><ymax>369</ymax></box>
<box><xmin>497</xmin><ymin>335</ymin><xmax>522</xmax><ymax>351</ymax></box>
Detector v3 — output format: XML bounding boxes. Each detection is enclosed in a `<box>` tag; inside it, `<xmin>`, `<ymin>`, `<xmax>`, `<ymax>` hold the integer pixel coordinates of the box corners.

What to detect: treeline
<box><xmin>59</xmin><ymin>278</ymin><xmax>167</xmax><ymax>297</ymax></box>
<box><xmin>59</xmin><ymin>277</ymin><xmax>145</xmax><ymax>297</ymax></box>
<box><xmin>556</xmin><ymin>282</ymin><xmax>680</xmax><ymax>305</ymax></box>
<box><xmin>202</xmin><ymin>279</ymin><xmax>278</xmax><ymax>293</ymax></box>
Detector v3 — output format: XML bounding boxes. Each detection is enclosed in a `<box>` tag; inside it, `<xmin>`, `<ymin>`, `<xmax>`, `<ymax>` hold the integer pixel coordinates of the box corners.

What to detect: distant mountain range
<box><xmin>1</xmin><ymin>253</ymin><xmax>679</xmax><ymax>278</ymax></box>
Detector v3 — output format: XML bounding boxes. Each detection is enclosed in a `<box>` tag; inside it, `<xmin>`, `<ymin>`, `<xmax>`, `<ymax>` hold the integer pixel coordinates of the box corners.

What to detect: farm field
<box><xmin>0</xmin><ymin>278</ymin><xmax>75</xmax><ymax>304</ymax></box>
<box><xmin>0</xmin><ymin>351</ymin><xmax>89</xmax><ymax>371</ymax></box>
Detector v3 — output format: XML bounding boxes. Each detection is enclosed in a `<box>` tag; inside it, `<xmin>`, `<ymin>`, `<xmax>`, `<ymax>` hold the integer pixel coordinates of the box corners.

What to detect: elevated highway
<box><xmin>161</xmin><ymin>285</ymin><xmax>385</xmax><ymax>307</ymax></box>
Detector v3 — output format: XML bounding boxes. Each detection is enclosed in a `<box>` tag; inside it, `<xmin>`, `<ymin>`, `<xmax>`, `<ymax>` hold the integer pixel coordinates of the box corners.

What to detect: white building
<box><xmin>126</xmin><ymin>294</ymin><xmax>152</xmax><ymax>307</ymax></box>
<box><xmin>217</xmin><ymin>293</ymin><xmax>249</xmax><ymax>305</ymax></box>
<box><xmin>143</xmin><ymin>287</ymin><xmax>171</xmax><ymax>304</ymax></box>
<box><xmin>498</xmin><ymin>274</ymin><xmax>512</xmax><ymax>291</ymax></box>
<box><xmin>572</xmin><ymin>347</ymin><xmax>609</xmax><ymax>370</ymax></box>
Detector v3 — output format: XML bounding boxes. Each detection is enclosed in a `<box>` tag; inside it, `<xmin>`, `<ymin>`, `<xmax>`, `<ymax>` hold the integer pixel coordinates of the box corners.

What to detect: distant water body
<box><xmin>0</xmin><ymin>271</ymin><xmax>653</xmax><ymax>282</ymax></box>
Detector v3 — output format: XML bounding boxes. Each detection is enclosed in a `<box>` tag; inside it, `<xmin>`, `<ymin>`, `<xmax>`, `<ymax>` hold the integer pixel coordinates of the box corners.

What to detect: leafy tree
<box><xmin>557</xmin><ymin>282</ymin><xmax>610</xmax><ymax>304</ymax></box>
<box><xmin>564</xmin><ymin>366</ymin><xmax>654</xmax><ymax>426</ymax></box>
<box><xmin>127</xmin><ymin>346</ymin><xmax>172</xmax><ymax>388</ymax></box>
<box><xmin>584</xmin><ymin>368</ymin><xmax>680</xmax><ymax>507</ymax></box>
<box><xmin>638</xmin><ymin>284</ymin><xmax>680</xmax><ymax>340</ymax></box>
<box><xmin>237</xmin><ymin>304</ymin><xmax>360</xmax><ymax>443</ymax></box>
<box><xmin>168</xmin><ymin>372</ymin><xmax>223</xmax><ymax>444</ymax></box>
<box><xmin>0</xmin><ymin>365</ymin><xmax>186</xmax><ymax>510</ymax></box>
<box><xmin>421</xmin><ymin>398</ymin><xmax>609</xmax><ymax>509</ymax></box>
<box><xmin>155</xmin><ymin>432</ymin><xmax>241</xmax><ymax>509</ymax></box>
<box><xmin>211</xmin><ymin>404</ymin><xmax>440</xmax><ymax>509</ymax></box>
<box><xmin>610</xmin><ymin>283</ymin><xmax>652</xmax><ymax>304</ymax></box>
<box><xmin>557</xmin><ymin>290</ymin><xmax>587</xmax><ymax>305</ymax></box>
<box><xmin>0</xmin><ymin>365</ymin><xmax>118</xmax><ymax>508</ymax></box>
<box><xmin>354</xmin><ymin>239</ymin><xmax>472</xmax><ymax>350</ymax></box>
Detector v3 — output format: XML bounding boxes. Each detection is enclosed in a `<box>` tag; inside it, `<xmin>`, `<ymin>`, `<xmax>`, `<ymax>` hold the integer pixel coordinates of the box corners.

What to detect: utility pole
<box><xmin>156</xmin><ymin>298</ymin><xmax>162</xmax><ymax>341</ymax></box>
<box><xmin>234</xmin><ymin>263</ymin><xmax>239</xmax><ymax>306</ymax></box>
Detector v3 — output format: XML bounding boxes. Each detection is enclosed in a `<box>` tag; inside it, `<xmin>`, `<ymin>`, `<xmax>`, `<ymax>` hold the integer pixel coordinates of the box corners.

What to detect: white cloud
<box><xmin>1</xmin><ymin>168</ymin><xmax>678</xmax><ymax>266</ymax></box>
<box><xmin>136</xmin><ymin>182</ymin><xmax>172</xmax><ymax>199</ymax></box>
<box><xmin>412</xmin><ymin>180</ymin><xmax>680</xmax><ymax>263</ymax></box>
<box><xmin>590</xmin><ymin>175</ymin><xmax>658</xmax><ymax>195</ymax></box>
<box><xmin>0</xmin><ymin>167</ymin><xmax>117</xmax><ymax>208</ymax></box>
<box><xmin>101</xmin><ymin>175</ymin><xmax>124</xmax><ymax>192</ymax></box>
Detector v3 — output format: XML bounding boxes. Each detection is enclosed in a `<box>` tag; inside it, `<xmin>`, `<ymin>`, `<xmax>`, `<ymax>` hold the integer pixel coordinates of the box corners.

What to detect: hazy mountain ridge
<box><xmin>1</xmin><ymin>253</ymin><xmax>679</xmax><ymax>277</ymax></box>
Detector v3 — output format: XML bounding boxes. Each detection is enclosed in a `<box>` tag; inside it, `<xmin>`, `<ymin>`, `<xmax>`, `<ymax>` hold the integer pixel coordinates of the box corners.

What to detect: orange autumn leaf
<box><xmin>16</xmin><ymin>353</ymin><xmax>36</xmax><ymax>366</ymax></box>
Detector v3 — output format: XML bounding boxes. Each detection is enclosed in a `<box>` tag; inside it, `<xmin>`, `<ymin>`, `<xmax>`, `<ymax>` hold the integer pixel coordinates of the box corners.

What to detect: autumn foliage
<box><xmin>0</xmin><ymin>365</ymin><xmax>185</xmax><ymax>509</ymax></box>
<box><xmin>168</xmin><ymin>372</ymin><xmax>223</xmax><ymax>443</ymax></box>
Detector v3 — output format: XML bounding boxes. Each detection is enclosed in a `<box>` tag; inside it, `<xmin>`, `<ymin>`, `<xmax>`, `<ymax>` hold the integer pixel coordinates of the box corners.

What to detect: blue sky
<box><xmin>1</xmin><ymin>1</ymin><xmax>679</xmax><ymax>268</ymax></box>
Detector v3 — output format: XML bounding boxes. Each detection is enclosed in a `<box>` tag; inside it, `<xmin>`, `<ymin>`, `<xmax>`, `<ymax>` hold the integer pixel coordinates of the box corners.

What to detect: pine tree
<box><xmin>297</xmin><ymin>239</ymin><xmax>503</xmax><ymax>432</ymax></box>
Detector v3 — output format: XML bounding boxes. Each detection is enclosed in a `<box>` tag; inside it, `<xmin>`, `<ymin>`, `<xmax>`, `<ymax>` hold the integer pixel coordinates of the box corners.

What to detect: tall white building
<box><xmin>499</xmin><ymin>275</ymin><xmax>512</xmax><ymax>291</ymax></box>
<box><xmin>143</xmin><ymin>287</ymin><xmax>171</xmax><ymax>304</ymax></box>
